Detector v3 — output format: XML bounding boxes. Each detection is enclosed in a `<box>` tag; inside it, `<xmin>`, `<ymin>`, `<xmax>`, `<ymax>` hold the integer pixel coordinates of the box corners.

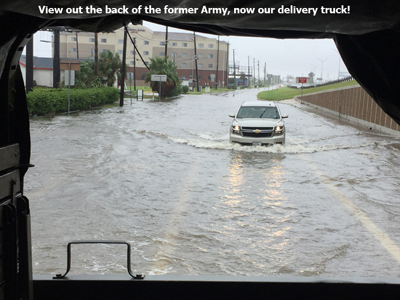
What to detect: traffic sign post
<box><xmin>151</xmin><ymin>75</ymin><xmax>167</xmax><ymax>100</ymax></box>
<box><xmin>61</xmin><ymin>61</ymin><xmax>80</xmax><ymax>116</ymax></box>
<box><xmin>297</xmin><ymin>77</ymin><xmax>308</xmax><ymax>104</ymax></box>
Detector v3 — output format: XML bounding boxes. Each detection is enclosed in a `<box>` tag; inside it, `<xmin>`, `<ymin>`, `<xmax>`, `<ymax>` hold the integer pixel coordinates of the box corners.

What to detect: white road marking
<box><xmin>152</xmin><ymin>158</ymin><xmax>199</xmax><ymax>272</ymax></box>
<box><xmin>300</xmin><ymin>154</ymin><xmax>400</xmax><ymax>264</ymax></box>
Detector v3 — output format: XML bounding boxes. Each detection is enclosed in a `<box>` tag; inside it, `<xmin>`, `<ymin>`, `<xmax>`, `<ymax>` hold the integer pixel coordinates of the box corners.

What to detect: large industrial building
<box><xmin>59</xmin><ymin>24</ymin><xmax>230</xmax><ymax>87</ymax></box>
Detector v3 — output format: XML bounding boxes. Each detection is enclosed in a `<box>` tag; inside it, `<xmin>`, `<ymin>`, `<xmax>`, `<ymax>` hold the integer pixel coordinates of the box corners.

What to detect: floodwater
<box><xmin>25</xmin><ymin>87</ymin><xmax>400</xmax><ymax>278</ymax></box>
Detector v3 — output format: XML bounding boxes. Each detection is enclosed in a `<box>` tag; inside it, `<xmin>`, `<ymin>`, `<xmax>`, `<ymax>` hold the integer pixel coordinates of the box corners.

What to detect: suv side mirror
<box><xmin>282</xmin><ymin>115</ymin><xmax>288</xmax><ymax>118</ymax></box>
<box><xmin>229</xmin><ymin>114</ymin><xmax>235</xmax><ymax>118</ymax></box>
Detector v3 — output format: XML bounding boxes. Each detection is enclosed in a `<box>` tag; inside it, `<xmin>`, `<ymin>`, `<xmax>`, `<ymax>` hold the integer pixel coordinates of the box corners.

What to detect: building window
<box><xmin>143</xmin><ymin>51</ymin><xmax>149</xmax><ymax>55</ymax></box>
<box><xmin>159</xmin><ymin>52</ymin><xmax>165</xmax><ymax>56</ymax></box>
<box><xmin>160</xmin><ymin>41</ymin><xmax>166</xmax><ymax>45</ymax></box>
<box><xmin>181</xmin><ymin>63</ymin><xmax>187</xmax><ymax>67</ymax></box>
<box><xmin>172</xmin><ymin>52</ymin><xmax>177</xmax><ymax>57</ymax></box>
<box><xmin>172</xmin><ymin>42</ymin><xmax>177</xmax><ymax>46</ymax></box>
<box><xmin>101</xmin><ymin>38</ymin><xmax>107</xmax><ymax>43</ymax></box>
<box><xmin>130</xmin><ymin>50</ymin><xmax>135</xmax><ymax>55</ymax></box>
<box><xmin>181</xmin><ymin>75</ymin><xmax>186</xmax><ymax>79</ymax></box>
<box><xmin>181</xmin><ymin>53</ymin><xmax>187</xmax><ymax>57</ymax></box>
<box><xmin>198</xmin><ymin>63</ymin><xmax>203</xmax><ymax>68</ymax></box>
<box><xmin>118</xmin><ymin>39</ymin><xmax>124</xmax><ymax>44</ymax></box>
<box><xmin>198</xmin><ymin>53</ymin><xmax>203</xmax><ymax>58</ymax></box>
<box><xmin>144</xmin><ymin>40</ymin><xmax>149</xmax><ymax>45</ymax></box>
<box><xmin>199</xmin><ymin>76</ymin><xmax>203</xmax><ymax>80</ymax></box>
<box><xmin>101</xmin><ymin>49</ymin><xmax>107</xmax><ymax>53</ymax></box>
<box><xmin>182</xmin><ymin>43</ymin><xmax>187</xmax><ymax>47</ymax></box>
<box><xmin>208</xmin><ymin>44</ymin><xmax>214</xmax><ymax>48</ymax></box>
<box><xmin>118</xmin><ymin>50</ymin><xmax>123</xmax><ymax>55</ymax></box>
<box><xmin>130</xmin><ymin>61</ymin><xmax>135</xmax><ymax>65</ymax></box>
<box><xmin>89</xmin><ymin>38</ymin><xmax>95</xmax><ymax>42</ymax></box>
<box><xmin>199</xmin><ymin>43</ymin><xmax>204</xmax><ymax>48</ymax></box>
<box><xmin>71</xmin><ymin>48</ymin><xmax>77</xmax><ymax>52</ymax></box>
<box><xmin>89</xmin><ymin>49</ymin><xmax>94</xmax><ymax>53</ymax></box>
<box><xmin>71</xmin><ymin>37</ymin><xmax>77</xmax><ymax>41</ymax></box>
<box><xmin>208</xmin><ymin>54</ymin><xmax>213</xmax><ymax>58</ymax></box>
<box><xmin>208</xmin><ymin>64</ymin><xmax>213</xmax><ymax>68</ymax></box>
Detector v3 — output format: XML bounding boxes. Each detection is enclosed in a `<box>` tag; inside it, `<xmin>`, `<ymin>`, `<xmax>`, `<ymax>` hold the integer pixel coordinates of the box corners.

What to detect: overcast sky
<box><xmin>31</xmin><ymin>21</ymin><xmax>349</xmax><ymax>81</ymax></box>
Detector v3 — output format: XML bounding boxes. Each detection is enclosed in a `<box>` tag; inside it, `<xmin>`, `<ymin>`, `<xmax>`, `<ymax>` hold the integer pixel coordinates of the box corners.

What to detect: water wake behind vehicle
<box><xmin>25</xmin><ymin>91</ymin><xmax>400</xmax><ymax>278</ymax></box>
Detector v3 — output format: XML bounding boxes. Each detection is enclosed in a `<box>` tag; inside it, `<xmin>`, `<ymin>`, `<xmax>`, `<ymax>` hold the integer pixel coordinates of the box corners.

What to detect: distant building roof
<box><xmin>20</xmin><ymin>55</ymin><xmax>53</xmax><ymax>69</ymax></box>
<box><xmin>20</xmin><ymin>56</ymin><xmax>87</xmax><ymax>70</ymax></box>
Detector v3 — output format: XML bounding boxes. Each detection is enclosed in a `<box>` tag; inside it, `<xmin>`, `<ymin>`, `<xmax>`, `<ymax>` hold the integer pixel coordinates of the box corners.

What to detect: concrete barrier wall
<box><xmin>296</xmin><ymin>85</ymin><xmax>400</xmax><ymax>135</ymax></box>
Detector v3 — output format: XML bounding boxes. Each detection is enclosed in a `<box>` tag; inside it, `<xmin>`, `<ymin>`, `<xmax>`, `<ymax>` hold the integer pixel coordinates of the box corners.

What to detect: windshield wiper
<box><xmin>259</xmin><ymin>108</ymin><xmax>267</xmax><ymax>118</ymax></box>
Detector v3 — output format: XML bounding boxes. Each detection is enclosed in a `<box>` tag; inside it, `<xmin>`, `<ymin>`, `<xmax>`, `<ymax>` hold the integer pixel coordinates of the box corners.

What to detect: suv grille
<box><xmin>242</xmin><ymin>127</ymin><xmax>273</xmax><ymax>130</ymax></box>
<box><xmin>242</xmin><ymin>132</ymin><xmax>273</xmax><ymax>137</ymax></box>
<box><xmin>241</xmin><ymin>127</ymin><xmax>274</xmax><ymax>138</ymax></box>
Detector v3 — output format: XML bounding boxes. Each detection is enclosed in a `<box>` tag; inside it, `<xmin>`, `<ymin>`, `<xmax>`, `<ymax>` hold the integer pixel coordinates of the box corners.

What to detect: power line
<box><xmin>124</xmin><ymin>25</ymin><xmax>150</xmax><ymax>70</ymax></box>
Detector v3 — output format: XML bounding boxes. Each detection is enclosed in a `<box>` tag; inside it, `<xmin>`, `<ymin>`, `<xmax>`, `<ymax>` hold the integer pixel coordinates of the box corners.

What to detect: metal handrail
<box><xmin>53</xmin><ymin>240</ymin><xmax>144</xmax><ymax>279</ymax></box>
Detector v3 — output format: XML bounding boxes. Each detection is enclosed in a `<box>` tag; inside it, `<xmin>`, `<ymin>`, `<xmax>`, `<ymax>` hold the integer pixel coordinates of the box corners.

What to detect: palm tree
<box><xmin>98</xmin><ymin>50</ymin><xmax>122</xmax><ymax>87</ymax></box>
<box><xmin>145</xmin><ymin>56</ymin><xmax>180</xmax><ymax>99</ymax></box>
<box><xmin>75</xmin><ymin>60</ymin><xmax>102</xmax><ymax>88</ymax></box>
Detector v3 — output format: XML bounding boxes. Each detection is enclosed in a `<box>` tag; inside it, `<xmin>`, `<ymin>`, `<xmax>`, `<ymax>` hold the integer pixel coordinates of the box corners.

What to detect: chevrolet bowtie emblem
<box><xmin>253</xmin><ymin>129</ymin><xmax>261</xmax><ymax>133</ymax></box>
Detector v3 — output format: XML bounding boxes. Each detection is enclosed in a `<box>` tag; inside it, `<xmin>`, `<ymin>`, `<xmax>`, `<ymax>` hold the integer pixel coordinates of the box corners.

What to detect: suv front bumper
<box><xmin>229</xmin><ymin>133</ymin><xmax>285</xmax><ymax>145</ymax></box>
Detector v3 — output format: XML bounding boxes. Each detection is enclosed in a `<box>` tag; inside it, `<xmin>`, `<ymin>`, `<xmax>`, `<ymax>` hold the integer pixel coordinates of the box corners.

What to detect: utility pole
<box><xmin>133</xmin><ymin>37</ymin><xmax>136</xmax><ymax>91</ymax></box>
<box><xmin>226</xmin><ymin>42</ymin><xmax>229</xmax><ymax>88</ymax></box>
<box><xmin>248</xmin><ymin>56</ymin><xmax>250</xmax><ymax>87</ymax></box>
<box><xmin>164</xmin><ymin>26</ymin><xmax>168</xmax><ymax>61</ymax></box>
<box><xmin>215</xmin><ymin>35</ymin><xmax>220</xmax><ymax>90</ymax></box>
<box><xmin>253</xmin><ymin>58</ymin><xmax>255</xmax><ymax>86</ymax></box>
<box><xmin>75</xmin><ymin>32</ymin><xmax>79</xmax><ymax>59</ymax></box>
<box><xmin>264</xmin><ymin>62</ymin><xmax>266</xmax><ymax>86</ymax></box>
<box><xmin>257</xmin><ymin>60</ymin><xmax>260</xmax><ymax>87</ymax></box>
<box><xmin>119</xmin><ymin>28</ymin><xmax>127</xmax><ymax>107</ymax></box>
<box><xmin>53</xmin><ymin>28</ymin><xmax>60</xmax><ymax>88</ymax></box>
<box><xmin>233</xmin><ymin>49</ymin><xmax>236</xmax><ymax>87</ymax></box>
<box><xmin>193</xmin><ymin>32</ymin><xmax>199</xmax><ymax>92</ymax></box>
<box><xmin>94</xmin><ymin>32</ymin><xmax>98</xmax><ymax>76</ymax></box>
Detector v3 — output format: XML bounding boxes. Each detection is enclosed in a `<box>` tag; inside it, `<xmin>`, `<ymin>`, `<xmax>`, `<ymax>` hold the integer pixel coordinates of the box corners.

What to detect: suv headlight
<box><xmin>231</xmin><ymin>124</ymin><xmax>241</xmax><ymax>134</ymax></box>
<box><xmin>274</xmin><ymin>125</ymin><xmax>284</xmax><ymax>134</ymax></box>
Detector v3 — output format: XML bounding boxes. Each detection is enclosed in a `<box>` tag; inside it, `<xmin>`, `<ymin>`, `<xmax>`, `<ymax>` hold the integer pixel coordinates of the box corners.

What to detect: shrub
<box><xmin>27</xmin><ymin>87</ymin><xmax>119</xmax><ymax>116</ymax></box>
<box><xmin>182</xmin><ymin>85</ymin><xmax>189</xmax><ymax>94</ymax></box>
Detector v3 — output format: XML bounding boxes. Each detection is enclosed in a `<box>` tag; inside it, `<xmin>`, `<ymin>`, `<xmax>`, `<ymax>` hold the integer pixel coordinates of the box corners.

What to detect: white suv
<box><xmin>229</xmin><ymin>101</ymin><xmax>288</xmax><ymax>145</ymax></box>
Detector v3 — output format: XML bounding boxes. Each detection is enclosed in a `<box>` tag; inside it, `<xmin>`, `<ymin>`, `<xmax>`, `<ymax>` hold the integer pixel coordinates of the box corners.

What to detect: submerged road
<box><xmin>25</xmin><ymin>88</ymin><xmax>400</xmax><ymax>278</ymax></box>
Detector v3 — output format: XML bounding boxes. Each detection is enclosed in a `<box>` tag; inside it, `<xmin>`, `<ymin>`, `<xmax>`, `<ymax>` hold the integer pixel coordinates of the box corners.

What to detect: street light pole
<box><xmin>318</xmin><ymin>58</ymin><xmax>328</xmax><ymax>83</ymax></box>
<box><xmin>332</xmin><ymin>48</ymin><xmax>341</xmax><ymax>80</ymax></box>
<box><xmin>310</xmin><ymin>63</ymin><xmax>318</xmax><ymax>84</ymax></box>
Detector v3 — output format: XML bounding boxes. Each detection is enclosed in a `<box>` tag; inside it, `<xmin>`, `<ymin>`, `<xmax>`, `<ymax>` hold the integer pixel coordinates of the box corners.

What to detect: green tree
<box><xmin>145</xmin><ymin>56</ymin><xmax>180</xmax><ymax>98</ymax></box>
<box><xmin>98</xmin><ymin>50</ymin><xmax>123</xmax><ymax>87</ymax></box>
<box><xmin>75</xmin><ymin>60</ymin><xmax>102</xmax><ymax>88</ymax></box>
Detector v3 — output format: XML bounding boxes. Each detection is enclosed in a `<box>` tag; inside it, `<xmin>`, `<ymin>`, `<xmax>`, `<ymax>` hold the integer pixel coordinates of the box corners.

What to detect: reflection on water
<box><xmin>25</xmin><ymin>90</ymin><xmax>400</xmax><ymax>278</ymax></box>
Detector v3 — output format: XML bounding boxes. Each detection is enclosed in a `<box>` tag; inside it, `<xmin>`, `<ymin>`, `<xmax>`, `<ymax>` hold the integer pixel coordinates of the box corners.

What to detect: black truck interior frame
<box><xmin>1</xmin><ymin>1</ymin><xmax>400</xmax><ymax>299</ymax></box>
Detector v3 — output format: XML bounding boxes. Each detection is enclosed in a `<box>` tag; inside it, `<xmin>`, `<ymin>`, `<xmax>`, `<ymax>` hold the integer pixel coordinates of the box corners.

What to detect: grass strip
<box><xmin>258</xmin><ymin>80</ymin><xmax>359</xmax><ymax>101</ymax></box>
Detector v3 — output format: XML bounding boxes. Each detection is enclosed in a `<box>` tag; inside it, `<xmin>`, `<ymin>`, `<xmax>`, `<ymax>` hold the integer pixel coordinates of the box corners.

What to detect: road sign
<box><xmin>151</xmin><ymin>75</ymin><xmax>167</xmax><ymax>82</ymax></box>
<box><xmin>151</xmin><ymin>74</ymin><xmax>167</xmax><ymax>100</ymax></box>
<box><xmin>297</xmin><ymin>77</ymin><xmax>307</xmax><ymax>83</ymax></box>
<box><xmin>64</xmin><ymin>70</ymin><xmax>75</xmax><ymax>86</ymax></box>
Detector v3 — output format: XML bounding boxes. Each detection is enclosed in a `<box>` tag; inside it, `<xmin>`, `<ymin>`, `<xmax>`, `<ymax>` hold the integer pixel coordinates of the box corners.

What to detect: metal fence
<box><xmin>297</xmin><ymin>85</ymin><xmax>400</xmax><ymax>134</ymax></box>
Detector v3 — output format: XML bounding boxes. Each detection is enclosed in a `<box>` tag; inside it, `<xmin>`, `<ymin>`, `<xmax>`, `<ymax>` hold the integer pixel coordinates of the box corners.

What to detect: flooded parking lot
<box><xmin>25</xmin><ymin>88</ymin><xmax>400</xmax><ymax>278</ymax></box>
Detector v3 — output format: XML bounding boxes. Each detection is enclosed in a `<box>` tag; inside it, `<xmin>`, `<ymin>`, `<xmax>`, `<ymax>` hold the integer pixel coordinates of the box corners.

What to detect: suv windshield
<box><xmin>237</xmin><ymin>106</ymin><xmax>280</xmax><ymax>119</ymax></box>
